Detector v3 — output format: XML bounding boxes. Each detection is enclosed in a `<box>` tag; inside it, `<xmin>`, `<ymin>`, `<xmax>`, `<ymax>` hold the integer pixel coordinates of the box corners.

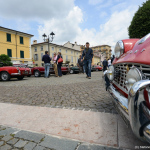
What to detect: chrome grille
<box><xmin>114</xmin><ymin>63</ymin><xmax>150</xmax><ymax>93</ymax></box>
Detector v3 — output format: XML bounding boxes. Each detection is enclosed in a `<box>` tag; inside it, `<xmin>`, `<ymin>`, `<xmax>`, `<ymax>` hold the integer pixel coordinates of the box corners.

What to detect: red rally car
<box><xmin>0</xmin><ymin>63</ymin><xmax>31</xmax><ymax>81</ymax></box>
<box><xmin>30</xmin><ymin>64</ymin><xmax>69</xmax><ymax>77</ymax></box>
<box><xmin>103</xmin><ymin>33</ymin><xmax>150</xmax><ymax>143</ymax></box>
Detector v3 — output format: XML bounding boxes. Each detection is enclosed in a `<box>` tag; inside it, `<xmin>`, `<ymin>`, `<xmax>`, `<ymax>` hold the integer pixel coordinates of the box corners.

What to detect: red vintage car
<box><xmin>30</xmin><ymin>64</ymin><xmax>69</xmax><ymax>77</ymax></box>
<box><xmin>93</xmin><ymin>65</ymin><xmax>103</xmax><ymax>71</ymax></box>
<box><xmin>104</xmin><ymin>33</ymin><xmax>150</xmax><ymax>143</ymax></box>
<box><xmin>0</xmin><ymin>63</ymin><xmax>31</xmax><ymax>81</ymax></box>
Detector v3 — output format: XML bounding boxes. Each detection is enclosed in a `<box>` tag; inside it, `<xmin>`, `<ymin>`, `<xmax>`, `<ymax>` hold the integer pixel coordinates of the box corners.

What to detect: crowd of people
<box><xmin>102</xmin><ymin>55</ymin><xmax>115</xmax><ymax>72</ymax></box>
<box><xmin>42</xmin><ymin>42</ymin><xmax>115</xmax><ymax>79</ymax></box>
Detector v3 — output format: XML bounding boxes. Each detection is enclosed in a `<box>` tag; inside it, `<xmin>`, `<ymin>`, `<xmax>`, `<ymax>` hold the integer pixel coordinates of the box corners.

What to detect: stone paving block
<box><xmin>7</xmin><ymin>138</ymin><xmax>19</xmax><ymax>145</ymax></box>
<box><xmin>33</xmin><ymin>145</ymin><xmax>46</xmax><ymax>150</ymax></box>
<box><xmin>0</xmin><ymin>128</ymin><xmax>17</xmax><ymax>136</ymax></box>
<box><xmin>0</xmin><ymin>144</ymin><xmax>12</xmax><ymax>150</ymax></box>
<box><xmin>77</xmin><ymin>143</ymin><xmax>121</xmax><ymax>150</ymax></box>
<box><xmin>14</xmin><ymin>130</ymin><xmax>45</xmax><ymax>143</ymax></box>
<box><xmin>14</xmin><ymin>139</ymin><xmax>28</xmax><ymax>148</ymax></box>
<box><xmin>39</xmin><ymin>135</ymin><xmax>79</xmax><ymax>150</ymax></box>
<box><xmin>1</xmin><ymin>135</ymin><xmax>13</xmax><ymax>142</ymax></box>
<box><xmin>24</xmin><ymin>142</ymin><xmax>37</xmax><ymax>150</ymax></box>
<box><xmin>0</xmin><ymin>141</ymin><xmax>4</xmax><ymax>146</ymax></box>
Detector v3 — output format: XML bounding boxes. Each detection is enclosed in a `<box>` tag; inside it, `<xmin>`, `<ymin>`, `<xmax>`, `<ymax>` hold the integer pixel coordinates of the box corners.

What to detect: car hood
<box><xmin>113</xmin><ymin>36</ymin><xmax>150</xmax><ymax>65</ymax></box>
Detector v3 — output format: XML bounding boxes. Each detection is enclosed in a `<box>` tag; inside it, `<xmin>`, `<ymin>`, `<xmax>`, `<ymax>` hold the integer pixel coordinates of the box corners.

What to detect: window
<box><xmin>7</xmin><ymin>49</ymin><xmax>12</xmax><ymax>57</ymax></box>
<box><xmin>52</xmin><ymin>47</ymin><xmax>54</xmax><ymax>51</ymax></box>
<box><xmin>41</xmin><ymin>46</ymin><xmax>43</xmax><ymax>51</ymax></box>
<box><xmin>41</xmin><ymin>53</ymin><xmax>43</xmax><ymax>60</ymax></box>
<box><xmin>66</xmin><ymin>50</ymin><xmax>67</xmax><ymax>53</ymax></box>
<box><xmin>71</xmin><ymin>51</ymin><xmax>73</xmax><ymax>54</ymax></box>
<box><xmin>20</xmin><ymin>51</ymin><xmax>24</xmax><ymax>58</ymax></box>
<box><xmin>34</xmin><ymin>54</ymin><xmax>38</xmax><ymax>61</ymax></box>
<box><xmin>52</xmin><ymin>53</ymin><xmax>54</xmax><ymax>58</ymax></box>
<box><xmin>34</xmin><ymin>47</ymin><xmax>37</xmax><ymax>52</ymax></box>
<box><xmin>20</xmin><ymin>36</ymin><xmax>23</xmax><ymax>44</ymax></box>
<box><xmin>66</xmin><ymin>55</ymin><xmax>68</xmax><ymax>61</ymax></box>
<box><xmin>7</xmin><ymin>33</ymin><xmax>11</xmax><ymax>42</ymax></box>
<box><xmin>41</xmin><ymin>63</ymin><xmax>44</xmax><ymax>66</ymax></box>
<box><xmin>71</xmin><ymin>56</ymin><xmax>73</xmax><ymax>63</ymax></box>
<box><xmin>59</xmin><ymin>49</ymin><xmax>61</xmax><ymax>52</ymax></box>
<box><xmin>77</xmin><ymin>52</ymin><xmax>78</xmax><ymax>55</ymax></box>
<box><xmin>76</xmin><ymin>57</ymin><xmax>78</xmax><ymax>63</ymax></box>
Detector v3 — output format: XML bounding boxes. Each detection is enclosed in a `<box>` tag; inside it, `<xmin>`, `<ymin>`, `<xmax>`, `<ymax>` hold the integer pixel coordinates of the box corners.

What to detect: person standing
<box><xmin>52</xmin><ymin>52</ymin><xmax>58</xmax><ymax>77</ymax></box>
<box><xmin>108</xmin><ymin>58</ymin><xmax>111</xmax><ymax>67</ymax></box>
<box><xmin>102</xmin><ymin>57</ymin><xmax>108</xmax><ymax>72</ymax></box>
<box><xmin>57</xmin><ymin>52</ymin><xmax>62</xmax><ymax>77</ymax></box>
<box><xmin>78</xmin><ymin>55</ymin><xmax>83</xmax><ymax>73</ymax></box>
<box><xmin>111</xmin><ymin>55</ymin><xmax>115</xmax><ymax>63</ymax></box>
<box><xmin>42</xmin><ymin>51</ymin><xmax>51</xmax><ymax>78</ymax></box>
<box><xmin>81</xmin><ymin>42</ymin><xmax>93</xmax><ymax>79</ymax></box>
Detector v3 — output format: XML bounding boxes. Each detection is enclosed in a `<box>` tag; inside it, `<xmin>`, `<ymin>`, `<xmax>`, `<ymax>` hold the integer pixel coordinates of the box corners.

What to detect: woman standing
<box><xmin>52</xmin><ymin>52</ymin><xmax>58</xmax><ymax>77</ymax></box>
<box><xmin>57</xmin><ymin>52</ymin><xmax>62</xmax><ymax>77</ymax></box>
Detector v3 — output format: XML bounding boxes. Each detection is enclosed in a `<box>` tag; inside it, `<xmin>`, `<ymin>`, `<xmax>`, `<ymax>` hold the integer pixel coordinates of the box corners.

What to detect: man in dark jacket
<box><xmin>81</xmin><ymin>42</ymin><xmax>93</xmax><ymax>79</ymax></box>
<box><xmin>42</xmin><ymin>51</ymin><xmax>51</xmax><ymax>78</ymax></box>
<box><xmin>102</xmin><ymin>57</ymin><xmax>108</xmax><ymax>72</ymax></box>
<box><xmin>111</xmin><ymin>55</ymin><xmax>115</xmax><ymax>63</ymax></box>
<box><xmin>78</xmin><ymin>55</ymin><xmax>83</xmax><ymax>73</ymax></box>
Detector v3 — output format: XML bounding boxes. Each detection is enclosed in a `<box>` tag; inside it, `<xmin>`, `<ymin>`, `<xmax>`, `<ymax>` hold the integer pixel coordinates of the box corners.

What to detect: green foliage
<box><xmin>128</xmin><ymin>0</ymin><xmax>150</xmax><ymax>38</ymax></box>
<box><xmin>0</xmin><ymin>54</ymin><xmax>13</xmax><ymax>66</ymax></box>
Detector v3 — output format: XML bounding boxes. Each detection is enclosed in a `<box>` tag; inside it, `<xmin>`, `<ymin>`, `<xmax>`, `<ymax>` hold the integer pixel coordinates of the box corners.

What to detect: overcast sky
<box><xmin>0</xmin><ymin>0</ymin><xmax>147</xmax><ymax>53</ymax></box>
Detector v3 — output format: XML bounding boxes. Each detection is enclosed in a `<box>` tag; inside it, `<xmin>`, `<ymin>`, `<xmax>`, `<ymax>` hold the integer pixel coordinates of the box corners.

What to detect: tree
<box><xmin>0</xmin><ymin>54</ymin><xmax>13</xmax><ymax>66</ymax></box>
<box><xmin>128</xmin><ymin>0</ymin><xmax>150</xmax><ymax>38</ymax></box>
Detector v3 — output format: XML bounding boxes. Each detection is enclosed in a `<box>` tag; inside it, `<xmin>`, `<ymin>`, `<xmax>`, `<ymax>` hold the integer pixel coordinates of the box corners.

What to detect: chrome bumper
<box><xmin>103</xmin><ymin>75</ymin><xmax>150</xmax><ymax>143</ymax></box>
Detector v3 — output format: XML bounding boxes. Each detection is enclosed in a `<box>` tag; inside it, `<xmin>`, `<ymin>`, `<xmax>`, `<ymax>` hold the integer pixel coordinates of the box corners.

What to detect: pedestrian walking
<box><xmin>111</xmin><ymin>55</ymin><xmax>115</xmax><ymax>63</ymax></box>
<box><xmin>78</xmin><ymin>55</ymin><xmax>83</xmax><ymax>73</ymax></box>
<box><xmin>52</xmin><ymin>52</ymin><xmax>58</xmax><ymax>77</ymax></box>
<box><xmin>57</xmin><ymin>52</ymin><xmax>63</xmax><ymax>77</ymax></box>
<box><xmin>81</xmin><ymin>42</ymin><xmax>93</xmax><ymax>79</ymax></box>
<box><xmin>42</xmin><ymin>51</ymin><xmax>51</xmax><ymax>78</ymax></box>
<box><xmin>102</xmin><ymin>57</ymin><xmax>108</xmax><ymax>72</ymax></box>
<box><xmin>108</xmin><ymin>58</ymin><xmax>111</xmax><ymax>67</ymax></box>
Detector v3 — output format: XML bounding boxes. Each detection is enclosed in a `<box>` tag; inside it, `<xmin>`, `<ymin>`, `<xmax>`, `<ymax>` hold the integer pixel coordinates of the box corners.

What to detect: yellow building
<box><xmin>31</xmin><ymin>40</ymin><xmax>80</xmax><ymax>66</ymax></box>
<box><xmin>0</xmin><ymin>26</ymin><xmax>34</xmax><ymax>65</ymax></box>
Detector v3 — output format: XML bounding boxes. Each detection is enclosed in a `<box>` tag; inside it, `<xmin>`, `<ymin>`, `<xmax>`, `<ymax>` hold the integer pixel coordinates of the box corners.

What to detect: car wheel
<box><xmin>70</xmin><ymin>70</ymin><xmax>74</xmax><ymax>74</ymax></box>
<box><xmin>34</xmin><ymin>70</ymin><xmax>41</xmax><ymax>77</ymax></box>
<box><xmin>17</xmin><ymin>76</ymin><xmax>24</xmax><ymax>80</ymax></box>
<box><xmin>63</xmin><ymin>72</ymin><xmax>67</xmax><ymax>75</ymax></box>
<box><xmin>0</xmin><ymin>72</ymin><xmax>10</xmax><ymax>81</ymax></box>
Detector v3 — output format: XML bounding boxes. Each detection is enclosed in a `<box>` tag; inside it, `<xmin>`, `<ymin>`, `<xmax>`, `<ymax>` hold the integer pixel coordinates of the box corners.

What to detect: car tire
<box><xmin>63</xmin><ymin>72</ymin><xmax>67</xmax><ymax>75</ymax></box>
<box><xmin>34</xmin><ymin>70</ymin><xmax>41</xmax><ymax>77</ymax></box>
<box><xmin>17</xmin><ymin>76</ymin><xmax>24</xmax><ymax>80</ymax></box>
<box><xmin>0</xmin><ymin>72</ymin><xmax>10</xmax><ymax>81</ymax></box>
<box><xmin>70</xmin><ymin>69</ymin><xmax>74</xmax><ymax>74</ymax></box>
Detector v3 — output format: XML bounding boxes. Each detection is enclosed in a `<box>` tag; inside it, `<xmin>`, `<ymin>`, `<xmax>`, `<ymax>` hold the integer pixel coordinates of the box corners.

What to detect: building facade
<box><xmin>0</xmin><ymin>26</ymin><xmax>33</xmax><ymax>65</ymax></box>
<box><xmin>63</xmin><ymin>41</ymin><xmax>81</xmax><ymax>51</ymax></box>
<box><xmin>31</xmin><ymin>41</ymin><xmax>81</xmax><ymax>67</ymax></box>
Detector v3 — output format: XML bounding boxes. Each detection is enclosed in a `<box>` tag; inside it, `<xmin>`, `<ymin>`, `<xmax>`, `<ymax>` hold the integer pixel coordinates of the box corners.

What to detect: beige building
<box><xmin>31</xmin><ymin>41</ymin><xmax>81</xmax><ymax>66</ymax></box>
<box><xmin>63</xmin><ymin>41</ymin><xmax>81</xmax><ymax>51</ymax></box>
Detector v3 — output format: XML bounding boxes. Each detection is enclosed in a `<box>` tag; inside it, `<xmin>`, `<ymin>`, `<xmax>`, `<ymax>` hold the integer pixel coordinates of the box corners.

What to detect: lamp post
<box><xmin>42</xmin><ymin>32</ymin><xmax>55</xmax><ymax>56</ymax></box>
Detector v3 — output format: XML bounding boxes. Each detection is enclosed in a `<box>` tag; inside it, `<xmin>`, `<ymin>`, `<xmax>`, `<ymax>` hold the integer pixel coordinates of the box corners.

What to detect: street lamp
<box><xmin>42</xmin><ymin>32</ymin><xmax>55</xmax><ymax>56</ymax></box>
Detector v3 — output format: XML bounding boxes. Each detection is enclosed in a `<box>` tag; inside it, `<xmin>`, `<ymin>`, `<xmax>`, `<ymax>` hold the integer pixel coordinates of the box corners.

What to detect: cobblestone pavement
<box><xmin>0</xmin><ymin>72</ymin><xmax>117</xmax><ymax>114</ymax></box>
<box><xmin>0</xmin><ymin>125</ymin><xmax>124</xmax><ymax>150</ymax></box>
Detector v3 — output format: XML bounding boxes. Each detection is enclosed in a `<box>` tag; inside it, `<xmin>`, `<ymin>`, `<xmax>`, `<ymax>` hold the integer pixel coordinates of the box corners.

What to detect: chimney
<box><xmin>75</xmin><ymin>41</ymin><xmax>77</xmax><ymax>44</ymax></box>
<box><xmin>33</xmin><ymin>40</ymin><xmax>37</xmax><ymax>44</ymax></box>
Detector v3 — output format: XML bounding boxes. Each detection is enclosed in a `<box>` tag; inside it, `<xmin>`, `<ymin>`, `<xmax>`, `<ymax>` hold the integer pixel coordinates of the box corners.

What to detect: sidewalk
<box><xmin>0</xmin><ymin>102</ymin><xmax>149</xmax><ymax>149</ymax></box>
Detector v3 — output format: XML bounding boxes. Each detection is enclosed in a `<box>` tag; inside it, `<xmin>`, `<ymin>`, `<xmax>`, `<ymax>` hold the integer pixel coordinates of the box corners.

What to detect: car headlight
<box><xmin>107</xmin><ymin>65</ymin><xmax>114</xmax><ymax>81</ymax></box>
<box><xmin>125</xmin><ymin>67</ymin><xmax>142</xmax><ymax>91</ymax></box>
<box><xmin>114</xmin><ymin>40</ymin><xmax>124</xmax><ymax>58</ymax></box>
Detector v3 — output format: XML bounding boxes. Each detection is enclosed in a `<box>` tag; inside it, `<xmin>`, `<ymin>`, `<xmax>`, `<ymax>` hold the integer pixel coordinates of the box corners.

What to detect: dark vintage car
<box><xmin>69</xmin><ymin>66</ymin><xmax>80</xmax><ymax>74</ymax></box>
<box><xmin>103</xmin><ymin>33</ymin><xmax>150</xmax><ymax>143</ymax></box>
<box><xmin>31</xmin><ymin>64</ymin><xmax>69</xmax><ymax>77</ymax></box>
<box><xmin>0</xmin><ymin>63</ymin><xmax>31</xmax><ymax>81</ymax></box>
<box><xmin>92</xmin><ymin>65</ymin><xmax>103</xmax><ymax>71</ymax></box>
